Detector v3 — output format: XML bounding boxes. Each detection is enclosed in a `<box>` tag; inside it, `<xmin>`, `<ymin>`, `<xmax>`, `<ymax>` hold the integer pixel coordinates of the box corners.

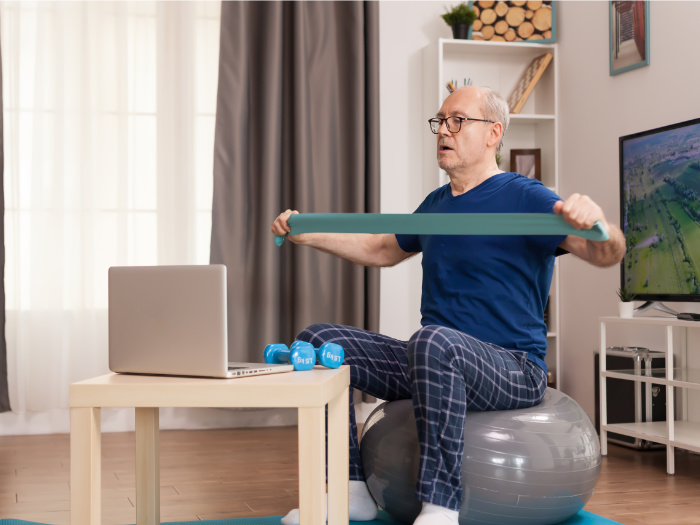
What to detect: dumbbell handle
<box><xmin>263</xmin><ymin>343</ymin><xmax>315</xmax><ymax>371</ymax></box>
<box><xmin>291</xmin><ymin>341</ymin><xmax>344</xmax><ymax>369</ymax></box>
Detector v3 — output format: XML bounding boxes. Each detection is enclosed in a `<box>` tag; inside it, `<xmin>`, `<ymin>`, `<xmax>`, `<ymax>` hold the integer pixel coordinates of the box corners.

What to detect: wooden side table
<box><xmin>70</xmin><ymin>367</ymin><xmax>350</xmax><ymax>525</ymax></box>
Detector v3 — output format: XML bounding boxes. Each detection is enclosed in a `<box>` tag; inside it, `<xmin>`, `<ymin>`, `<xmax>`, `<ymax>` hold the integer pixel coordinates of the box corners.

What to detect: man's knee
<box><xmin>407</xmin><ymin>325</ymin><xmax>456</xmax><ymax>365</ymax></box>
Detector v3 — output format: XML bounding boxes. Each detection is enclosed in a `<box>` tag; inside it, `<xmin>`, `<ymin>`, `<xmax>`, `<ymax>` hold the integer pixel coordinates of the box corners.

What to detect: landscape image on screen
<box><xmin>622</xmin><ymin>121</ymin><xmax>700</xmax><ymax>296</ymax></box>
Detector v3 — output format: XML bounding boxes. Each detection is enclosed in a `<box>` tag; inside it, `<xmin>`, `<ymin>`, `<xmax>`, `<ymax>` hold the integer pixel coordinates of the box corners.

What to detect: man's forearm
<box><xmin>292</xmin><ymin>232</ymin><xmax>410</xmax><ymax>267</ymax></box>
<box><xmin>584</xmin><ymin>224</ymin><xmax>626</xmax><ymax>267</ymax></box>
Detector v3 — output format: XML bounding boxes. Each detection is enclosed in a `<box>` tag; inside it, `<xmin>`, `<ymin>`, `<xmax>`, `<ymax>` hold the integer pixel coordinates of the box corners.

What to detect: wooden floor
<box><xmin>1</xmin><ymin>426</ymin><xmax>699</xmax><ymax>525</ymax></box>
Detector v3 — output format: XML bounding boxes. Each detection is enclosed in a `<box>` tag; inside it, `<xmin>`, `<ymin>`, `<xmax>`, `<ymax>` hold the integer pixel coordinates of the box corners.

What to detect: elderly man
<box><xmin>271</xmin><ymin>86</ymin><xmax>625</xmax><ymax>525</ymax></box>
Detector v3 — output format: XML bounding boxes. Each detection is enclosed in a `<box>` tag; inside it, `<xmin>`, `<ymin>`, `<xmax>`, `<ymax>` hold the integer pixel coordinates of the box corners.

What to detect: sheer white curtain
<box><xmin>0</xmin><ymin>1</ymin><xmax>221</xmax><ymax>432</ymax></box>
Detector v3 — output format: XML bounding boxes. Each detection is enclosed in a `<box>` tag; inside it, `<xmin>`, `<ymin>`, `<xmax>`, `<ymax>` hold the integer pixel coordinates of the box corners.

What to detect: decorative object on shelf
<box><xmin>506</xmin><ymin>52</ymin><xmax>552</xmax><ymax>113</ymax></box>
<box><xmin>610</xmin><ymin>0</ymin><xmax>650</xmax><ymax>76</ymax></box>
<box><xmin>469</xmin><ymin>0</ymin><xmax>557</xmax><ymax>43</ymax></box>
<box><xmin>441</xmin><ymin>2</ymin><xmax>478</xmax><ymax>40</ymax></box>
<box><xmin>446</xmin><ymin>77</ymin><xmax>472</xmax><ymax>94</ymax></box>
<box><xmin>546</xmin><ymin>370</ymin><xmax>555</xmax><ymax>386</ymax></box>
<box><xmin>511</xmin><ymin>148</ymin><xmax>541</xmax><ymax>180</ymax></box>
<box><xmin>616</xmin><ymin>286</ymin><xmax>637</xmax><ymax>318</ymax></box>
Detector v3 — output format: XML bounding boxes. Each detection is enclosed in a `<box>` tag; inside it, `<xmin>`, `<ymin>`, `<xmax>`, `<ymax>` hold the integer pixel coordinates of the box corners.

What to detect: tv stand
<box><xmin>635</xmin><ymin>301</ymin><xmax>679</xmax><ymax>317</ymax></box>
<box><xmin>599</xmin><ymin>316</ymin><xmax>700</xmax><ymax>475</ymax></box>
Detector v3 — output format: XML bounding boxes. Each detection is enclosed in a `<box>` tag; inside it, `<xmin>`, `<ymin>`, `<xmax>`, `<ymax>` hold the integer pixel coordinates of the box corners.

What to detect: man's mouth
<box><xmin>439</xmin><ymin>145</ymin><xmax>453</xmax><ymax>152</ymax></box>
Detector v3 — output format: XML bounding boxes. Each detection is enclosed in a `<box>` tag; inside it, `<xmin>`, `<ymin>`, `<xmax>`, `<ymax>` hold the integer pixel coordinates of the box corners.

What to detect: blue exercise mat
<box><xmin>274</xmin><ymin>213</ymin><xmax>609</xmax><ymax>246</ymax></box>
<box><xmin>0</xmin><ymin>509</ymin><xmax>622</xmax><ymax>525</ymax></box>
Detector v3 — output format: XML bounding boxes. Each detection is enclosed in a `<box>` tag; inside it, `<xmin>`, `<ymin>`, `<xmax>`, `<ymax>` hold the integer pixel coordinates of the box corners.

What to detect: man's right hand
<box><xmin>271</xmin><ymin>209</ymin><xmax>306</xmax><ymax>244</ymax></box>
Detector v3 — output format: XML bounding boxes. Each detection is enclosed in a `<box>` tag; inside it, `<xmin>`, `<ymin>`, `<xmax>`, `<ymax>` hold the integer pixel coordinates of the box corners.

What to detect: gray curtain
<box><xmin>0</xmin><ymin>37</ymin><xmax>9</xmax><ymax>413</ymax></box>
<box><xmin>210</xmin><ymin>1</ymin><xmax>380</xmax><ymax>363</ymax></box>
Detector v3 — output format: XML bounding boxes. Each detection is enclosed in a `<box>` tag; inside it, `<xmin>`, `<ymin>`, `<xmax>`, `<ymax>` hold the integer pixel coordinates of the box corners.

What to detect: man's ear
<box><xmin>487</xmin><ymin>122</ymin><xmax>503</xmax><ymax>149</ymax></box>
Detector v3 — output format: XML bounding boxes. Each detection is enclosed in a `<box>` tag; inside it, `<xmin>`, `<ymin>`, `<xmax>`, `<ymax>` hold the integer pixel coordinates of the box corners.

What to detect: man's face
<box><xmin>435</xmin><ymin>88</ymin><xmax>493</xmax><ymax>173</ymax></box>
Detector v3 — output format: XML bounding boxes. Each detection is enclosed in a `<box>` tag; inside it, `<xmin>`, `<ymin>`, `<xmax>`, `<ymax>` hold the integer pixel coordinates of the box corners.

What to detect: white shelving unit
<box><xmin>422</xmin><ymin>39</ymin><xmax>561</xmax><ymax>387</ymax></box>
<box><xmin>599</xmin><ymin>316</ymin><xmax>700</xmax><ymax>474</ymax></box>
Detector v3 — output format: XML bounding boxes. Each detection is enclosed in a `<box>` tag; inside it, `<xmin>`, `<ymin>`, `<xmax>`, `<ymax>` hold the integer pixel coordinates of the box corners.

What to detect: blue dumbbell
<box><xmin>263</xmin><ymin>343</ymin><xmax>316</xmax><ymax>371</ymax></box>
<box><xmin>291</xmin><ymin>341</ymin><xmax>344</xmax><ymax>369</ymax></box>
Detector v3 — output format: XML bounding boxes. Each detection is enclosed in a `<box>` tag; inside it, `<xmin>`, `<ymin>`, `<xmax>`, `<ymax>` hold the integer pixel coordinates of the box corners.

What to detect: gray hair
<box><xmin>479</xmin><ymin>86</ymin><xmax>510</xmax><ymax>155</ymax></box>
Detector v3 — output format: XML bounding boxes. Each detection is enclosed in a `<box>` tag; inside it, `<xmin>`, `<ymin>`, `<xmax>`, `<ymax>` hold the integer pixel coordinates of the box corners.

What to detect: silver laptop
<box><xmin>108</xmin><ymin>265</ymin><xmax>293</xmax><ymax>378</ymax></box>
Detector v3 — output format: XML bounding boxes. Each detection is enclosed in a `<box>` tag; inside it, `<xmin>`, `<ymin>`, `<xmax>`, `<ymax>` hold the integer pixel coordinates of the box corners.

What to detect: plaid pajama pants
<box><xmin>296</xmin><ymin>323</ymin><xmax>548</xmax><ymax>512</ymax></box>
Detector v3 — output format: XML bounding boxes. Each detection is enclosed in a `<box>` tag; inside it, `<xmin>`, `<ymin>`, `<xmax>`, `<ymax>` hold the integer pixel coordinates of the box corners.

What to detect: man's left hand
<box><xmin>554</xmin><ymin>193</ymin><xmax>626</xmax><ymax>267</ymax></box>
<box><xmin>553</xmin><ymin>193</ymin><xmax>608</xmax><ymax>231</ymax></box>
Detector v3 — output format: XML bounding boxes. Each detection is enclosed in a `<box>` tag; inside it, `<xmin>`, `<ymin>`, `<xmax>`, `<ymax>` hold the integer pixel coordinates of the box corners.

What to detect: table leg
<box><xmin>135</xmin><ymin>407</ymin><xmax>160</xmax><ymax>525</ymax></box>
<box><xmin>71</xmin><ymin>407</ymin><xmax>101</xmax><ymax>525</ymax></box>
<box><xmin>298</xmin><ymin>407</ymin><xmax>326</xmax><ymax>525</ymax></box>
<box><xmin>666</xmin><ymin>326</ymin><xmax>675</xmax><ymax>475</ymax></box>
<box><xmin>327</xmin><ymin>388</ymin><xmax>349</xmax><ymax>525</ymax></box>
<box><xmin>600</xmin><ymin>322</ymin><xmax>608</xmax><ymax>456</ymax></box>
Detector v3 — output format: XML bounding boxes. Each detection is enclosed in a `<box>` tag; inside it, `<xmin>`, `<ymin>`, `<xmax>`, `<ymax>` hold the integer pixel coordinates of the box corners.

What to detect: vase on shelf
<box><xmin>451</xmin><ymin>24</ymin><xmax>470</xmax><ymax>39</ymax></box>
<box><xmin>618</xmin><ymin>302</ymin><xmax>634</xmax><ymax>319</ymax></box>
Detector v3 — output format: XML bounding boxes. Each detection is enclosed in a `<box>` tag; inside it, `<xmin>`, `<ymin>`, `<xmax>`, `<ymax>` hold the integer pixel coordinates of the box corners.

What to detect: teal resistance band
<box><xmin>274</xmin><ymin>213</ymin><xmax>609</xmax><ymax>246</ymax></box>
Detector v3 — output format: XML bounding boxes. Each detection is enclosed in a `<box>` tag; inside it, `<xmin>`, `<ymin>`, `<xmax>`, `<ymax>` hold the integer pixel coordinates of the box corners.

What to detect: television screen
<box><xmin>620</xmin><ymin>117</ymin><xmax>700</xmax><ymax>301</ymax></box>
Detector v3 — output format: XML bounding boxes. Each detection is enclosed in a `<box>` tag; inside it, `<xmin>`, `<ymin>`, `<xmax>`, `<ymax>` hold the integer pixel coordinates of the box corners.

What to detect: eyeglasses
<box><xmin>428</xmin><ymin>116</ymin><xmax>494</xmax><ymax>134</ymax></box>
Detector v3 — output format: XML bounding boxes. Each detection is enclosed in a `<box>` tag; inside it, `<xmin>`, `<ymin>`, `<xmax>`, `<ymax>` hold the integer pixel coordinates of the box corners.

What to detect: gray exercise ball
<box><xmin>360</xmin><ymin>388</ymin><xmax>600</xmax><ymax>525</ymax></box>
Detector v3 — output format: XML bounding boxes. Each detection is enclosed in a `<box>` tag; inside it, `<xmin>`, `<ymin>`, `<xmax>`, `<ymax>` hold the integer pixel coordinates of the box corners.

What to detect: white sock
<box><xmin>349</xmin><ymin>479</ymin><xmax>379</xmax><ymax>521</ymax></box>
<box><xmin>413</xmin><ymin>502</ymin><xmax>459</xmax><ymax>525</ymax></box>
<box><xmin>280</xmin><ymin>480</ymin><xmax>378</xmax><ymax>525</ymax></box>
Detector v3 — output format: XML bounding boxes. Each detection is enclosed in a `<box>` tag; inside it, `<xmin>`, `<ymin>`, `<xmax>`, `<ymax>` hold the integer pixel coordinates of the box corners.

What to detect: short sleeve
<box><xmin>395</xmin><ymin>200</ymin><xmax>427</xmax><ymax>254</ymax></box>
<box><xmin>396</xmin><ymin>232</ymin><xmax>421</xmax><ymax>253</ymax></box>
<box><xmin>521</xmin><ymin>180</ymin><xmax>567</xmax><ymax>255</ymax></box>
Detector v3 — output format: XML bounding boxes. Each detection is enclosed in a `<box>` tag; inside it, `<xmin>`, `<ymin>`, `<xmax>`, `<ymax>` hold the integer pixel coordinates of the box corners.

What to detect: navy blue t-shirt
<box><xmin>395</xmin><ymin>172</ymin><xmax>565</xmax><ymax>373</ymax></box>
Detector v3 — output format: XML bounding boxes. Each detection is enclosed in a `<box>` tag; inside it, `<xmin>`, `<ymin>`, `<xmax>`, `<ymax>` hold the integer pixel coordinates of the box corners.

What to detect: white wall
<box><xmin>378</xmin><ymin>1</ymin><xmax>448</xmax><ymax>340</ymax></box>
<box><xmin>557</xmin><ymin>1</ymin><xmax>700</xmax><ymax>417</ymax></box>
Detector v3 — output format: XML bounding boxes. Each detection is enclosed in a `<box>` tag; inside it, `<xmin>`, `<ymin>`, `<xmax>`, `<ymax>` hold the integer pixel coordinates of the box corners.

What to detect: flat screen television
<box><xmin>620</xmin><ymin>117</ymin><xmax>700</xmax><ymax>316</ymax></box>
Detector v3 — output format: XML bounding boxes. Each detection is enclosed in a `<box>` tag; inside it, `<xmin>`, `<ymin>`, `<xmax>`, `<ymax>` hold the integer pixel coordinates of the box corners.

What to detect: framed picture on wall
<box><xmin>511</xmin><ymin>149</ymin><xmax>541</xmax><ymax>180</ymax></box>
<box><xmin>468</xmin><ymin>0</ymin><xmax>557</xmax><ymax>43</ymax></box>
<box><xmin>610</xmin><ymin>0</ymin><xmax>650</xmax><ymax>76</ymax></box>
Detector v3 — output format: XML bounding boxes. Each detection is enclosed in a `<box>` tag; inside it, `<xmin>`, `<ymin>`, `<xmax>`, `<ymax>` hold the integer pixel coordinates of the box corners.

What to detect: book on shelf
<box><xmin>507</xmin><ymin>52</ymin><xmax>553</xmax><ymax>114</ymax></box>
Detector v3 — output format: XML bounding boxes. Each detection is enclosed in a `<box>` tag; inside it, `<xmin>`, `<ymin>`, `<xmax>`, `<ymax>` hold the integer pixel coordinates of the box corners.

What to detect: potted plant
<box><xmin>616</xmin><ymin>287</ymin><xmax>637</xmax><ymax>318</ymax></box>
<box><xmin>441</xmin><ymin>2</ymin><xmax>477</xmax><ymax>40</ymax></box>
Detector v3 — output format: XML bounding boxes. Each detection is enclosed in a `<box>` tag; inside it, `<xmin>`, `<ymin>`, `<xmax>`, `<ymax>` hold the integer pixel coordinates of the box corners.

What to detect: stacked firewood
<box><xmin>471</xmin><ymin>0</ymin><xmax>554</xmax><ymax>42</ymax></box>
